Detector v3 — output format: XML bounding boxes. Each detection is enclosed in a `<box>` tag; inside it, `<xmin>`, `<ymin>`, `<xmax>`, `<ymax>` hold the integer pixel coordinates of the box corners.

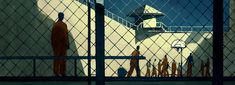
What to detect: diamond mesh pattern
<box><xmin>0</xmin><ymin>0</ymin><xmax>95</xmax><ymax>77</ymax></box>
<box><xmin>223</xmin><ymin>0</ymin><xmax>235</xmax><ymax>77</ymax></box>
<box><xmin>0</xmin><ymin>0</ymin><xmax>233</xmax><ymax>78</ymax></box>
<box><xmin>104</xmin><ymin>0</ymin><xmax>214</xmax><ymax>77</ymax></box>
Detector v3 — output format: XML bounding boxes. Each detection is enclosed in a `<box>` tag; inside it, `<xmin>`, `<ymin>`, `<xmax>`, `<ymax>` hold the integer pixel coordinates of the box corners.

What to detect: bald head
<box><xmin>58</xmin><ymin>12</ymin><xmax>64</xmax><ymax>21</ymax></box>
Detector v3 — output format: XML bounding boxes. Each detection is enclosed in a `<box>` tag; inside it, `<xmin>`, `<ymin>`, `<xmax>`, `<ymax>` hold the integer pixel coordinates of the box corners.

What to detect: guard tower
<box><xmin>128</xmin><ymin>5</ymin><xmax>167</xmax><ymax>32</ymax></box>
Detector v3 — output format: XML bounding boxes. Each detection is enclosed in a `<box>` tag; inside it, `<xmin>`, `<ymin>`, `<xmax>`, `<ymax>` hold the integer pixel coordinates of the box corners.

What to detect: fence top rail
<box><xmin>0</xmin><ymin>56</ymin><xmax>146</xmax><ymax>60</ymax></box>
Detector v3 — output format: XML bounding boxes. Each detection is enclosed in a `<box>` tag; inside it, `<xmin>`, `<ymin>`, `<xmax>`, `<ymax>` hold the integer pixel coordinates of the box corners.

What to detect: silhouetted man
<box><xmin>187</xmin><ymin>53</ymin><xmax>194</xmax><ymax>77</ymax></box>
<box><xmin>157</xmin><ymin>59</ymin><xmax>162</xmax><ymax>77</ymax></box>
<box><xmin>51</xmin><ymin>12</ymin><xmax>69</xmax><ymax>77</ymax></box>
<box><xmin>171</xmin><ymin>60</ymin><xmax>177</xmax><ymax>77</ymax></box>
<box><xmin>200</xmin><ymin>60</ymin><xmax>205</xmax><ymax>77</ymax></box>
<box><xmin>162</xmin><ymin>55</ymin><xmax>169</xmax><ymax>77</ymax></box>
<box><xmin>127</xmin><ymin>46</ymin><xmax>141</xmax><ymax>77</ymax></box>
<box><xmin>145</xmin><ymin>59</ymin><xmax>151</xmax><ymax>77</ymax></box>
<box><xmin>205</xmin><ymin>58</ymin><xmax>211</xmax><ymax>77</ymax></box>
<box><xmin>151</xmin><ymin>59</ymin><xmax>157</xmax><ymax>77</ymax></box>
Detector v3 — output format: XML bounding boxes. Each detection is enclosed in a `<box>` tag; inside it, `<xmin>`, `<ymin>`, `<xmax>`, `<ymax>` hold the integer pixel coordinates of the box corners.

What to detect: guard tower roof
<box><xmin>128</xmin><ymin>5</ymin><xmax>165</xmax><ymax>17</ymax></box>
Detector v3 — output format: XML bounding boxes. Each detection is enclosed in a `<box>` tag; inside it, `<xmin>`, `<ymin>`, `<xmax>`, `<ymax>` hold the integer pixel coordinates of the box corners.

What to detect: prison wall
<box><xmin>0</xmin><ymin>0</ymin><xmax>84</xmax><ymax>76</ymax></box>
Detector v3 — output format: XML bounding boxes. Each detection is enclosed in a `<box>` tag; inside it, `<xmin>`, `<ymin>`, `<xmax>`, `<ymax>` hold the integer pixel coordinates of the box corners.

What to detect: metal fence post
<box><xmin>213</xmin><ymin>0</ymin><xmax>223</xmax><ymax>85</ymax></box>
<box><xmin>88</xmin><ymin>0</ymin><xmax>92</xmax><ymax>85</ymax></box>
<box><xmin>95</xmin><ymin>1</ymin><xmax>105</xmax><ymax>85</ymax></box>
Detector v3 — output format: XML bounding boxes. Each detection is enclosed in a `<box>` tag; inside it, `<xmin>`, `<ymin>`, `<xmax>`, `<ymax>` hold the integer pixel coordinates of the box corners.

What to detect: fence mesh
<box><xmin>103</xmin><ymin>0</ymin><xmax>214</xmax><ymax>77</ymax></box>
<box><xmin>0</xmin><ymin>0</ymin><xmax>233</xmax><ymax>78</ymax></box>
<box><xmin>223</xmin><ymin>0</ymin><xmax>235</xmax><ymax>77</ymax></box>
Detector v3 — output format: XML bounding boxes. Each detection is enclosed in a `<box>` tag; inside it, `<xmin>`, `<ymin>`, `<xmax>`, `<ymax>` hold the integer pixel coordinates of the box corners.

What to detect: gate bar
<box><xmin>95</xmin><ymin>1</ymin><xmax>105</xmax><ymax>85</ymax></box>
<box><xmin>213</xmin><ymin>0</ymin><xmax>223</xmax><ymax>85</ymax></box>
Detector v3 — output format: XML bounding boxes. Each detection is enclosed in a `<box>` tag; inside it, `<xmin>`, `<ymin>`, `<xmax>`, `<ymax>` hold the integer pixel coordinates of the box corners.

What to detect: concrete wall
<box><xmin>0</xmin><ymin>0</ymin><xmax>84</xmax><ymax>76</ymax></box>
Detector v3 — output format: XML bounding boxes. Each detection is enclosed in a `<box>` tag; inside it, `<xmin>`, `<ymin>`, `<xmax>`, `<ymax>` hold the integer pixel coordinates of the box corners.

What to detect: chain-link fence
<box><xmin>0</xmin><ymin>0</ymin><xmax>233</xmax><ymax>82</ymax></box>
<box><xmin>0</xmin><ymin>0</ymin><xmax>96</xmax><ymax>77</ymax></box>
<box><xmin>103</xmin><ymin>0</ymin><xmax>214</xmax><ymax>77</ymax></box>
<box><xmin>224</xmin><ymin>0</ymin><xmax>235</xmax><ymax>77</ymax></box>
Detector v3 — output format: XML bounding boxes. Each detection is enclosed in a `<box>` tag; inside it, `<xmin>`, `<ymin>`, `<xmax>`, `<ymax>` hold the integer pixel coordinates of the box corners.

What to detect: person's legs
<box><xmin>127</xmin><ymin>66</ymin><xmax>135</xmax><ymax>77</ymax></box>
<box><xmin>53</xmin><ymin>49</ymin><xmax>60</xmax><ymax>76</ymax></box>
<box><xmin>136</xmin><ymin>62</ymin><xmax>140</xmax><ymax>77</ymax></box>
<box><xmin>151</xmin><ymin>69</ymin><xmax>154</xmax><ymax>77</ymax></box>
<box><xmin>206</xmin><ymin>68</ymin><xmax>210</xmax><ymax>77</ymax></box>
<box><xmin>166</xmin><ymin>69</ymin><xmax>169</xmax><ymax>77</ymax></box>
<box><xmin>187</xmin><ymin>64</ymin><xmax>192</xmax><ymax>77</ymax></box>
<box><xmin>53</xmin><ymin>60</ymin><xmax>60</xmax><ymax>76</ymax></box>
<box><xmin>59</xmin><ymin>49</ymin><xmax>67</xmax><ymax>76</ymax></box>
<box><xmin>158</xmin><ymin>69</ymin><xmax>161</xmax><ymax>77</ymax></box>
<box><xmin>151</xmin><ymin>69</ymin><xmax>156</xmax><ymax>77</ymax></box>
<box><xmin>145</xmin><ymin>68</ymin><xmax>150</xmax><ymax>77</ymax></box>
<box><xmin>162</xmin><ymin>66</ymin><xmax>166</xmax><ymax>77</ymax></box>
<box><xmin>177</xmin><ymin>69</ymin><xmax>181</xmax><ymax>77</ymax></box>
<box><xmin>135</xmin><ymin>65</ymin><xmax>140</xmax><ymax>77</ymax></box>
<box><xmin>201</xmin><ymin>69</ymin><xmax>204</xmax><ymax>77</ymax></box>
<box><xmin>172</xmin><ymin>70</ymin><xmax>175</xmax><ymax>77</ymax></box>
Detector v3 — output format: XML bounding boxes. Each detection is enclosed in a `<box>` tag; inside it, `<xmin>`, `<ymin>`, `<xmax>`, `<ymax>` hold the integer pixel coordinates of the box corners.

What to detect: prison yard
<box><xmin>0</xmin><ymin>0</ymin><xmax>234</xmax><ymax>85</ymax></box>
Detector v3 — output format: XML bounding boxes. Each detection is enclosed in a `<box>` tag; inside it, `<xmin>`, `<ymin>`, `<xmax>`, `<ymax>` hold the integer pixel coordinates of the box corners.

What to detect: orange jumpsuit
<box><xmin>145</xmin><ymin>60</ymin><xmax>151</xmax><ymax>77</ymax></box>
<box><xmin>171</xmin><ymin>61</ymin><xmax>177</xmax><ymax>77</ymax></box>
<box><xmin>127</xmin><ymin>50</ymin><xmax>140</xmax><ymax>77</ymax></box>
<box><xmin>51</xmin><ymin>21</ymin><xmax>68</xmax><ymax>76</ymax></box>
<box><xmin>162</xmin><ymin>57</ymin><xmax>169</xmax><ymax>77</ymax></box>
<box><xmin>157</xmin><ymin>61</ymin><xmax>162</xmax><ymax>77</ymax></box>
<box><xmin>151</xmin><ymin>61</ymin><xmax>157</xmax><ymax>77</ymax></box>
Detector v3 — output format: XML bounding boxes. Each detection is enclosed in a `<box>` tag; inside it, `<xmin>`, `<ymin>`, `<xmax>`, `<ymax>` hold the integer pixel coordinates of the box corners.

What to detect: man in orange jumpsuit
<box><xmin>51</xmin><ymin>12</ymin><xmax>69</xmax><ymax>77</ymax></box>
<box><xmin>162</xmin><ymin>55</ymin><xmax>169</xmax><ymax>77</ymax></box>
<box><xmin>127</xmin><ymin>46</ymin><xmax>141</xmax><ymax>77</ymax></box>
<box><xmin>205</xmin><ymin>58</ymin><xmax>211</xmax><ymax>77</ymax></box>
<box><xmin>171</xmin><ymin>59</ymin><xmax>177</xmax><ymax>77</ymax></box>
<box><xmin>200</xmin><ymin>60</ymin><xmax>205</xmax><ymax>77</ymax></box>
<box><xmin>151</xmin><ymin>59</ymin><xmax>157</xmax><ymax>77</ymax></box>
<box><xmin>157</xmin><ymin>59</ymin><xmax>162</xmax><ymax>77</ymax></box>
<box><xmin>187</xmin><ymin>53</ymin><xmax>194</xmax><ymax>77</ymax></box>
<box><xmin>145</xmin><ymin>59</ymin><xmax>151</xmax><ymax>77</ymax></box>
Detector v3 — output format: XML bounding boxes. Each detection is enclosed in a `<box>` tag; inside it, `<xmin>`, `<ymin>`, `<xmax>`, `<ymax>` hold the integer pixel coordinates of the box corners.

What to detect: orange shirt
<box><xmin>51</xmin><ymin>21</ymin><xmax>68</xmax><ymax>50</ymax></box>
<box><xmin>162</xmin><ymin>57</ymin><xmax>168</xmax><ymax>65</ymax></box>
<box><xmin>158</xmin><ymin>62</ymin><xmax>162</xmax><ymax>71</ymax></box>
<box><xmin>172</xmin><ymin>62</ymin><xmax>177</xmax><ymax>71</ymax></box>
<box><xmin>130</xmin><ymin>50</ymin><xmax>140</xmax><ymax>64</ymax></box>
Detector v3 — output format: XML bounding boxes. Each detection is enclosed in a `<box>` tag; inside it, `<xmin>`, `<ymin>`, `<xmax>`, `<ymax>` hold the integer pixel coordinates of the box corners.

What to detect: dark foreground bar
<box><xmin>0</xmin><ymin>77</ymin><xmax>213</xmax><ymax>82</ymax></box>
<box><xmin>0</xmin><ymin>56</ymin><xmax>145</xmax><ymax>60</ymax></box>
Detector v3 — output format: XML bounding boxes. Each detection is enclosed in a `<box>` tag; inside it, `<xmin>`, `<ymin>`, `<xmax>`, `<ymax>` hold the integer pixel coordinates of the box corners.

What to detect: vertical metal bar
<box><xmin>95</xmin><ymin>1</ymin><xmax>105</xmax><ymax>85</ymax></box>
<box><xmin>213</xmin><ymin>0</ymin><xmax>223</xmax><ymax>85</ymax></box>
<box><xmin>87</xmin><ymin>0</ymin><xmax>92</xmax><ymax>85</ymax></box>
